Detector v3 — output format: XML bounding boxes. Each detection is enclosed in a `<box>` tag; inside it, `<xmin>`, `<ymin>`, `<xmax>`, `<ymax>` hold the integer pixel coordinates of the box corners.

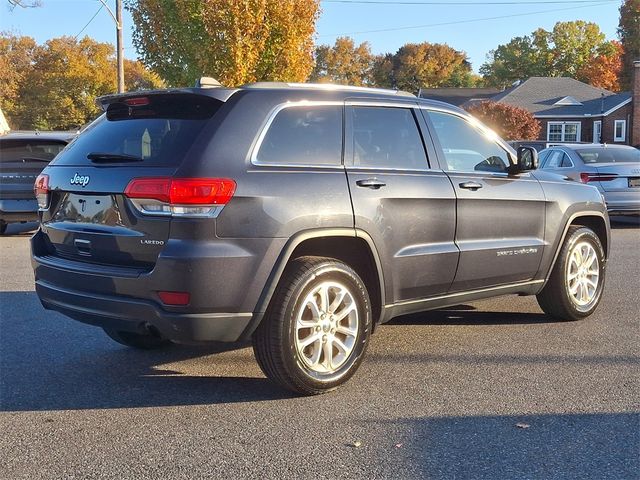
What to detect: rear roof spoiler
<box><xmin>96</xmin><ymin>87</ymin><xmax>238</xmax><ymax>111</ymax></box>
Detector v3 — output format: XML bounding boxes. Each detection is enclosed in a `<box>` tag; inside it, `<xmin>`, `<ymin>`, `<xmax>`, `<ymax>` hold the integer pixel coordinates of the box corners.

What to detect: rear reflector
<box><xmin>124</xmin><ymin>177</ymin><xmax>236</xmax><ymax>217</ymax></box>
<box><xmin>158</xmin><ymin>291</ymin><xmax>191</xmax><ymax>306</ymax></box>
<box><xmin>34</xmin><ymin>174</ymin><xmax>50</xmax><ymax>209</ymax></box>
<box><xmin>580</xmin><ymin>172</ymin><xmax>618</xmax><ymax>184</ymax></box>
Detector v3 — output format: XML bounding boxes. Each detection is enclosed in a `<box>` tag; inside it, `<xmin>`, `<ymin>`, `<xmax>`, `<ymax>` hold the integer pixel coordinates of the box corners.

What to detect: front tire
<box><xmin>253</xmin><ymin>256</ymin><xmax>372</xmax><ymax>395</ymax></box>
<box><xmin>0</xmin><ymin>222</ymin><xmax>7</xmax><ymax>235</ymax></box>
<box><xmin>537</xmin><ymin>226</ymin><xmax>606</xmax><ymax>320</ymax></box>
<box><xmin>103</xmin><ymin>328</ymin><xmax>172</xmax><ymax>350</ymax></box>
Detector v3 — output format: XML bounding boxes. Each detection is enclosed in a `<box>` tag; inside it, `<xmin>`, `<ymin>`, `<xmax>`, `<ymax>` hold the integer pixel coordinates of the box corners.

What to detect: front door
<box><xmin>424</xmin><ymin>109</ymin><xmax>547</xmax><ymax>292</ymax></box>
<box><xmin>345</xmin><ymin>102</ymin><xmax>458</xmax><ymax>304</ymax></box>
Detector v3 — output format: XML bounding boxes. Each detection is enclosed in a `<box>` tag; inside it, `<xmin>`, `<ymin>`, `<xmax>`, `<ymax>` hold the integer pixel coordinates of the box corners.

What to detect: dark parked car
<box><xmin>31</xmin><ymin>83</ymin><xmax>610</xmax><ymax>394</ymax></box>
<box><xmin>538</xmin><ymin>144</ymin><xmax>640</xmax><ymax>215</ymax></box>
<box><xmin>0</xmin><ymin>131</ymin><xmax>75</xmax><ymax>234</ymax></box>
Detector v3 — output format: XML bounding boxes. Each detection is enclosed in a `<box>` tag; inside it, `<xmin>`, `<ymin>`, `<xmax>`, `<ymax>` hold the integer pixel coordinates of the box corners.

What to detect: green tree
<box><xmin>465</xmin><ymin>101</ymin><xmax>541</xmax><ymax>141</ymax></box>
<box><xmin>310</xmin><ymin>37</ymin><xmax>374</xmax><ymax>86</ymax></box>
<box><xmin>482</xmin><ymin>21</ymin><xmax>611</xmax><ymax>88</ymax></box>
<box><xmin>124</xmin><ymin>58</ymin><xmax>165</xmax><ymax>91</ymax></box>
<box><xmin>126</xmin><ymin>0</ymin><xmax>321</xmax><ymax>87</ymax></box>
<box><xmin>576</xmin><ymin>41</ymin><xmax>623</xmax><ymax>91</ymax></box>
<box><xmin>618</xmin><ymin>0</ymin><xmax>640</xmax><ymax>90</ymax></box>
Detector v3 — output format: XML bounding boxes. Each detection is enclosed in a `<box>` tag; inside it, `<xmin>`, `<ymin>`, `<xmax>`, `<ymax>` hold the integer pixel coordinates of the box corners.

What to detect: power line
<box><xmin>323</xmin><ymin>0</ymin><xmax>615</xmax><ymax>4</ymax></box>
<box><xmin>319</xmin><ymin>1</ymin><xmax>614</xmax><ymax>36</ymax></box>
<box><xmin>74</xmin><ymin>4</ymin><xmax>105</xmax><ymax>40</ymax></box>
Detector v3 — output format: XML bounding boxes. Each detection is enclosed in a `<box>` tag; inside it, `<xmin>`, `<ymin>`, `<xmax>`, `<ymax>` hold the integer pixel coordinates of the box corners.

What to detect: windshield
<box><xmin>577</xmin><ymin>147</ymin><xmax>640</xmax><ymax>164</ymax></box>
<box><xmin>0</xmin><ymin>139</ymin><xmax>68</xmax><ymax>162</ymax></box>
<box><xmin>52</xmin><ymin>94</ymin><xmax>222</xmax><ymax>167</ymax></box>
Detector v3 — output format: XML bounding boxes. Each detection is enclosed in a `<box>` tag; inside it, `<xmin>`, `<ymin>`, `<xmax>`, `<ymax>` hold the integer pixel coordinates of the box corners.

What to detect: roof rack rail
<box><xmin>241</xmin><ymin>82</ymin><xmax>416</xmax><ymax>97</ymax></box>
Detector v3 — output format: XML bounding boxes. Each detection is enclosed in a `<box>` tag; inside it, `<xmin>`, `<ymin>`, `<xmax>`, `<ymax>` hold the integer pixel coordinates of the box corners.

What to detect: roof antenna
<box><xmin>195</xmin><ymin>77</ymin><xmax>223</xmax><ymax>88</ymax></box>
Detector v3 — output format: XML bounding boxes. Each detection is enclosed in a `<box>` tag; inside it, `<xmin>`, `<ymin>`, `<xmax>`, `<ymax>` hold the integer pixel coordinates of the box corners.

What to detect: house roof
<box><xmin>492</xmin><ymin>77</ymin><xmax>630</xmax><ymax>117</ymax></box>
<box><xmin>418</xmin><ymin>87</ymin><xmax>501</xmax><ymax>107</ymax></box>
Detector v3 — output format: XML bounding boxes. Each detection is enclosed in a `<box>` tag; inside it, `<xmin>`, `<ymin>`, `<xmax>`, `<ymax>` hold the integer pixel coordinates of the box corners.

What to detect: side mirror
<box><xmin>515</xmin><ymin>146</ymin><xmax>538</xmax><ymax>171</ymax></box>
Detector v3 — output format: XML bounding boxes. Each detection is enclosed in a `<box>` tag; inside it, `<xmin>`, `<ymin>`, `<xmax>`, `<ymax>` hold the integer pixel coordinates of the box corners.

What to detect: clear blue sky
<box><xmin>0</xmin><ymin>0</ymin><xmax>621</xmax><ymax>73</ymax></box>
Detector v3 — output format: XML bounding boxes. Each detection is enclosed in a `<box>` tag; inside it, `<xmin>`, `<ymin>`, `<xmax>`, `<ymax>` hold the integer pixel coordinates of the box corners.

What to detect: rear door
<box><xmin>345</xmin><ymin>100</ymin><xmax>458</xmax><ymax>303</ymax></box>
<box><xmin>424</xmin><ymin>109</ymin><xmax>546</xmax><ymax>292</ymax></box>
<box><xmin>37</xmin><ymin>93</ymin><xmax>223</xmax><ymax>270</ymax></box>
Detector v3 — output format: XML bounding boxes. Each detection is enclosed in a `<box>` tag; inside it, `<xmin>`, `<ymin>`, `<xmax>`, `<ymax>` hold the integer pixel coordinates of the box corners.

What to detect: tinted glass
<box><xmin>0</xmin><ymin>139</ymin><xmax>67</xmax><ymax>163</ymax></box>
<box><xmin>560</xmin><ymin>153</ymin><xmax>573</xmax><ymax>167</ymax></box>
<box><xmin>428</xmin><ymin>111</ymin><xmax>509</xmax><ymax>173</ymax></box>
<box><xmin>352</xmin><ymin>107</ymin><xmax>427</xmax><ymax>170</ymax></box>
<box><xmin>52</xmin><ymin>94</ymin><xmax>222</xmax><ymax>167</ymax></box>
<box><xmin>256</xmin><ymin>105</ymin><xmax>342</xmax><ymax>165</ymax></box>
<box><xmin>538</xmin><ymin>150</ymin><xmax>551</xmax><ymax>166</ymax></box>
<box><xmin>577</xmin><ymin>147</ymin><xmax>640</xmax><ymax>164</ymax></box>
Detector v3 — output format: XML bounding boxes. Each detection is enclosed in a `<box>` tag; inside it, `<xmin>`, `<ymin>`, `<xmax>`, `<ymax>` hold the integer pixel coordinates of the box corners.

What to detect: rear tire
<box><xmin>253</xmin><ymin>256</ymin><xmax>372</xmax><ymax>395</ymax></box>
<box><xmin>536</xmin><ymin>226</ymin><xmax>605</xmax><ymax>320</ymax></box>
<box><xmin>103</xmin><ymin>328</ymin><xmax>171</xmax><ymax>350</ymax></box>
<box><xmin>0</xmin><ymin>222</ymin><xmax>7</xmax><ymax>235</ymax></box>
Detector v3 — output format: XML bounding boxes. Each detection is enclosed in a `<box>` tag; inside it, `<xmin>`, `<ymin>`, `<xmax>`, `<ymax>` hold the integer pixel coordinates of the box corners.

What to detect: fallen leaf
<box><xmin>352</xmin><ymin>441</ymin><xmax>362</xmax><ymax>448</ymax></box>
<box><xmin>516</xmin><ymin>423</ymin><xmax>530</xmax><ymax>429</ymax></box>
<box><xmin>395</xmin><ymin>443</ymin><xmax>403</xmax><ymax>448</ymax></box>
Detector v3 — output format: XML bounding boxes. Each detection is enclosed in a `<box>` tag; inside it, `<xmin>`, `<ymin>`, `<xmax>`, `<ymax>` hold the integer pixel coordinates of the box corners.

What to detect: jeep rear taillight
<box><xmin>124</xmin><ymin>177</ymin><xmax>236</xmax><ymax>217</ymax></box>
<box><xmin>34</xmin><ymin>174</ymin><xmax>50</xmax><ymax>209</ymax></box>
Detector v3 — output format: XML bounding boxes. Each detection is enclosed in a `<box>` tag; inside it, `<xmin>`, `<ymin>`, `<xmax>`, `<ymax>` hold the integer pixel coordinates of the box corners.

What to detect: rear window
<box><xmin>0</xmin><ymin>139</ymin><xmax>67</xmax><ymax>163</ymax></box>
<box><xmin>52</xmin><ymin>94</ymin><xmax>222</xmax><ymax>167</ymax></box>
<box><xmin>577</xmin><ymin>148</ymin><xmax>640</xmax><ymax>164</ymax></box>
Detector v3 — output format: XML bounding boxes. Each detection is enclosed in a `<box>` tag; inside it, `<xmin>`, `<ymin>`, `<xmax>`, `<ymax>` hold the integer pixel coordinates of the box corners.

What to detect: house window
<box><xmin>593</xmin><ymin>121</ymin><xmax>602</xmax><ymax>143</ymax></box>
<box><xmin>547</xmin><ymin>122</ymin><xmax>581</xmax><ymax>142</ymax></box>
<box><xmin>614</xmin><ymin>120</ymin><xmax>626</xmax><ymax>142</ymax></box>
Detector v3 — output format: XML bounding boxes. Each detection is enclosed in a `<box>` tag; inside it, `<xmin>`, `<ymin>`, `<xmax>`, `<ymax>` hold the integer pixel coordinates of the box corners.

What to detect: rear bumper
<box><xmin>36</xmin><ymin>279</ymin><xmax>253</xmax><ymax>343</ymax></box>
<box><xmin>0</xmin><ymin>199</ymin><xmax>38</xmax><ymax>222</ymax></box>
<box><xmin>603</xmin><ymin>191</ymin><xmax>640</xmax><ymax>215</ymax></box>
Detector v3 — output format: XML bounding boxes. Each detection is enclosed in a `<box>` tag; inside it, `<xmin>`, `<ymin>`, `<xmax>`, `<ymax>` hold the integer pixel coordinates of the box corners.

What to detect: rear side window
<box><xmin>0</xmin><ymin>139</ymin><xmax>67</xmax><ymax>163</ymax></box>
<box><xmin>255</xmin><ymin>105</ymin><xmax>342</xmax><ymax>166</ymax></box>
<box><xmin>351</xmin><ymin>106</ymin><xmax>428</xmax><ymax>170</ymax></box>
<box><xmin>52</xmin><ymin>94</ymin><xmax>222</xmax><ymax>167</ymax></box>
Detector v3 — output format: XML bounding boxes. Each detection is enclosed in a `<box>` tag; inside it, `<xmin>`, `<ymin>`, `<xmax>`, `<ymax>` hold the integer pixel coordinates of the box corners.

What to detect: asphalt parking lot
<box><xmin>1</xmin><ymin>219</ymin><xmax>638</xmax><ymax>479</ymax></box>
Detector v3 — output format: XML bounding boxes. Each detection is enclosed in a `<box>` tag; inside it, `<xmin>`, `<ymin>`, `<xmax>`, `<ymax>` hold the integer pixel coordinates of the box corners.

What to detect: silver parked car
<box><xmin>538</xmin><ymin>144</ymin><xmax>640</xmax><ymax>215</ymax></box>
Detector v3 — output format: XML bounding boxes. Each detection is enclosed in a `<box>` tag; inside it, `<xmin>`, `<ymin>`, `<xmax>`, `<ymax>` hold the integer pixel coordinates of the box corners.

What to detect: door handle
<box><xmin>459</xmin><ymin>181</ymin><xmax>483</xmax><ymax>191</ymax></box>
<box><xmin>356</xmin><ymin>178</ymin><xmax>386</xmax><ymax>190</ymax></box>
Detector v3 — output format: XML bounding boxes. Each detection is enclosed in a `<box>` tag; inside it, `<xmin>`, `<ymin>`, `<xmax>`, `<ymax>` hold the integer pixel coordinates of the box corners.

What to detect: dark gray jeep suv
<box><xmin>31</xmin><ymin>83</ymin><xmax>610</xmax><ymax>395</ymax></box>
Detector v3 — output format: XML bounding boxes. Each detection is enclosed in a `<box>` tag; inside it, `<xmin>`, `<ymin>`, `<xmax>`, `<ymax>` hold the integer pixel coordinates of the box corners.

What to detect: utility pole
<box><xmin>98</xmin><ymin>0</ymin><xmax>124</xmax><ymax>93</ymax></box>
<box><xmin>116</xmin><ymin>0</ymin><xmax>124</xmax><ymax>93</ymax></box>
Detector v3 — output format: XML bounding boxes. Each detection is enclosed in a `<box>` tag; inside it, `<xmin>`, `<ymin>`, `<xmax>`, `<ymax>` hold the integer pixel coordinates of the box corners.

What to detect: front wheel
<box><xmin>537</xmin><ymin>226</ymin><xmax>606</xmax><ymax>320</ymax></box>
<box><xmin>253</xmin><ymin>256</ymin><xmax>372</xmax><ymax>395</ymax></box>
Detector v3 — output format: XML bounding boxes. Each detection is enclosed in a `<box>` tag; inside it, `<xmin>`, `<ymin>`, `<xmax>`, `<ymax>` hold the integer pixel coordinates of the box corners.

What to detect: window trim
<box><xmin>546</xmin><ymin>121</ymin><xmax>581</xmax><ymax>143</ymax></box>
<box><xmin>614</xmin><ymin>120</ymin><xmax>626</xmax><ymax>142</ymax></box>
<box><xmin>593</xmin><ymin>120</ymin><xmax>602</xmax><ymax>143</ymax></box>
<box><xmin>345</xmin><ymin>103</ymin><xmax>432</xmax><ymax>172</ymax></box>
<box><xmin>250</xmin><ymin>100</ymin><xmax>345</xmax><ymax>168</ymax></box>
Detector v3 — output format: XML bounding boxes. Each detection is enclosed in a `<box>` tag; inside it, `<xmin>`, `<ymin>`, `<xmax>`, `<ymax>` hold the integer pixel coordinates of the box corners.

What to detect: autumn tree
<box><xmin>618</xmin><ymin>0</ymin><xmax>640</xmax><ymax>90</ymax></box>
<box><xmin>2</xmin><ymin>34</ymin><xmax>165</xmax><ymax>130</ymax></box>
<box><xmin>465</xmin><ymin>101</ymin><xmax>541</xmax><ymax>141</ymax></box>
<box><xmin>0</xmin><ymin>33</ymin><xmax>38</xmax><ymax>122</ymax></box>
<box><xmin>481</xmin><ymin>21</ymin><xmax>613</xmax><ymax>88</ymax></box>
<box><xmin>126</xmin><ymin>0</ymin><xmax>321</xmax><ymax>87</ymax></box>
<box><xmin>310</xmin><ymin>37</ymin><xmax>374</xmax><ymax>86</ymax></box>
<box><xmin>576</xmin><ymin>41</ymin><xmax>623</xmax><ymax>91</ymax></box>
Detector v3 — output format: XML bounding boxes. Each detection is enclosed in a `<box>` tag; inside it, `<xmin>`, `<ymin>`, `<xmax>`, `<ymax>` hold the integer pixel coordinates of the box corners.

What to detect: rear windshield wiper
<box><xmin>87</xmin><ymin>152</ymin><xmax>143</xmax><ymax>163</ymax></box>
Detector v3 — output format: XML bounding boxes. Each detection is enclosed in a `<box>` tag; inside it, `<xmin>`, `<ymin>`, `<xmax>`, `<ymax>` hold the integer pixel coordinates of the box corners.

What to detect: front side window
<box><xmin>614</xmin><ymin>120</ymin><xmax>626</xmax><ymax>142</ymax></box>
<box><xmin>427</xmin><ymin>111</ymin><xmax>510</xmax><ymax>173</ymax></box>
<box><xmin>542</xmin><ymin>150</ymin><xmax>564</xmax><ymax>168</ymax></box>
<box><xmin>255</xmin><ymin>105</ymin><xmax>342</xmax><ymax>166</ymax></box>
<box><xmin>351</xmin><ymin>106</ymin><xmax>428</xmax><ymax>170</ymax></box>
<box><xmin>547</xmin><ymin>122</ymin><xmax>581</xmax><ymax>142</ymax></box>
